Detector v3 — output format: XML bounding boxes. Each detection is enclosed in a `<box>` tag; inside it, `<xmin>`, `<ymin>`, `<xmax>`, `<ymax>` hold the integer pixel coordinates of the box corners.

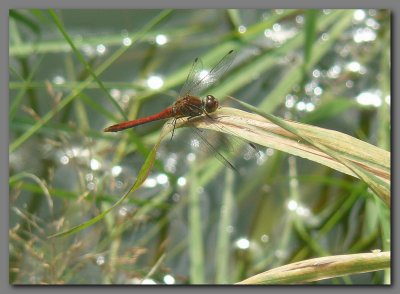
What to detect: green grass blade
<box><xmin>303</xmin><ymin>10</ymin><xmax>318</xmax><ymax>67</ymax></box>
<box><xmin>188</xmin><ymin>165</ymin><xmax>205</xmax><ymax>284</ymax></box>
<box><xmin>10</xmin><ymin>9</ymin><xmax>172</xmax><ymax>152</ymax></box>
<box><xmin>9</xmin><ymin>54</ymin><xmax>45</xmax><ymax>121</ymax></box>
<box><xmin>48</xmin><ymin>9</ymin><xmax>127</xmax><ymax>120</ymax></box>
<box><xmin>47</xmin><ymin>122</ymin><xmax>172</xmax><ymax>238</ymax></box>
<box><xmin>9</xmin><ymin>10</ymin><xmax>40</xmax><ymax>36</ymax></box>
<box><xmin>259</xmin><ymin>10</ymin><xmax>353</xmax><ymax>113</ymax></box>
<box><xmin>215</xmin><ymin>169</ymin><xmax>234</xmax><ymax>284</ymax></box>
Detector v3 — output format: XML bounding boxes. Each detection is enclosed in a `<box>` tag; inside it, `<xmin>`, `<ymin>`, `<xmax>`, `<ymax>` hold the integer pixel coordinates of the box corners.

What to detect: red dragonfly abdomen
<box><xmin>104</xmin><ymin>107</ymin><xmax>175</xmax><ymax>132</ymax></box>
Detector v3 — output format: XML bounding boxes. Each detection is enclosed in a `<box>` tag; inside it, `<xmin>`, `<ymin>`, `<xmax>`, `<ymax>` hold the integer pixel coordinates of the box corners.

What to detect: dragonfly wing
<box><xmin>192</xmin><ymin>126</ymin><xmax>238</xmax><ymax>172</ymax></box>
<box><xmin>179</xmin><ymin>57</ymin><xmax>204</xmax><ymax>98</ymax></box>
<box><xmin>186</xmin><ymin>50</ymin><xmax>236</xmax><ymax>96</ymax></box>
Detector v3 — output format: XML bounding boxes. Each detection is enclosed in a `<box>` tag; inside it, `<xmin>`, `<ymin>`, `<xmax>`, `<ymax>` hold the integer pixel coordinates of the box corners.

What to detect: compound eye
<box><xmin>205</xmin><ymin>95</ymin><xmax>219</xmax><ymax>113</ymax></box>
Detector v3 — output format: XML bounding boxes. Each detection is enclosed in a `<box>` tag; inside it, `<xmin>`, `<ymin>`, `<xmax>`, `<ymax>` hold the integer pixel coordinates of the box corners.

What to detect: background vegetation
<box><xmin>9</xmin><ymin>9</ymin><xmax>390</xmax><ymax>284</ymax></box>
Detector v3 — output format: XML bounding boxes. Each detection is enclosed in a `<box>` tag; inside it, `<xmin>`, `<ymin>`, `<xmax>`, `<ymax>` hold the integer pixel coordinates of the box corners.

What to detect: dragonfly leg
<box><xmin>186</xmin><ymin>114</ymin><xmax>202</xmax><ymax>121</ymax></box>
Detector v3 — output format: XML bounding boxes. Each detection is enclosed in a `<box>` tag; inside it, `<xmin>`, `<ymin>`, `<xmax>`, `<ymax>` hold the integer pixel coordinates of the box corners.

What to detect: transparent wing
<box><xmin>192</xmin><ymin>126</ymin><xmax>238</xmax><ymax>171</ymax></box>
<box><xmin>183</xmin><ymin>115</ymin><xmax>261</xmax><ymax>172</ymax></box>
<box><xmin>179</xmin><ymin>50</ymin><xmax>236</xmax><ymax>98</ymax></box>
<box><xmin>179</xmin><ymin>57</ymin><xmax>204</xmax><ymax>98</ymax></box>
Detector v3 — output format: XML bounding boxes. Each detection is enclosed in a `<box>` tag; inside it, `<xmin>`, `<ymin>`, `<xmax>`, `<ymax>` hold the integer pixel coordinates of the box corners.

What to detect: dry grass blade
<box><xmin>181</xmin><ymin>107</ymin><xmax>390</xmax><ymax>206</ymax></box>
<box><xmin>236</xmin><ymin>251</ymin><xmax>390</xmax><ymax>284</ymax></box>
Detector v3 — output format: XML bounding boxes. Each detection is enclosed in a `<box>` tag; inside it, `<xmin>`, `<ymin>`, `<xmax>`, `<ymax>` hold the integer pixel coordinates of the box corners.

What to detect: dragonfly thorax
<box><xmin>203</xmin><ymin>95</ymin><xmax>219</xmax><ymax>114</ymax></box>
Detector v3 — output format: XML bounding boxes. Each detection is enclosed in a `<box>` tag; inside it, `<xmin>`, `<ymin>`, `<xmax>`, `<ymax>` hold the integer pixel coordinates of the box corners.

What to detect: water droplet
<box><xmin>238</xmin><ymin>25</ymin><xmax>247</xmax><ymax>34</ymax></box>
<box><xmin>177</xmin><ymin>177</ymin><xmax>187</xmax><ymax>187</ymax></box>
<box><xmin>142</xmin><ymin>279</ymin><xmax>156</xmax><ymax>285</ymax></box>
<box><xmin>312</xmin><ymin>69</ymin><xmax>321</xmax><ymax>78</ymax></box>
<box><xmin>87</xmin><ymin>181</ymin><xmax>95</xmax><ymax>190</ymax></box>
<box><xmin>272</xmin><ymin>23</ymin><xmax>281</xmax><ymax>32</ymax></box>
<box><xmin>306</xmin><ymin>102</ymin><xmax>316</xmax><ymax>112</ymax></box>
<box><xmin>60</xmin><ymin>155</ymin><xmax>69</xmax><ymax>165</ymax></box>
<box><xmin>296</xmin><ymin>206</ymin><xmax>310</xmax><ymax>217</ymax></box>
<box><xmin>172</xmin><ymin>193</ymin><xmax>181</xmax><ymax>202</ymax></box>
<box><xmin>110</xmin><ymin>88</ymin><xmax>121</xmax><ymax>99</ymax></box>
<box><xmin>235</xmin><ymin>237</ymin><xmax>250</xmax><ymax>250</ymax></box>
<box><xmin>143</xmin><ymin>177</ymin><xmax>157</xmax><ymax>188</ymax></box>
<box><xmin>353</xmin><ymin>9</ymin><xmax>366</xmax><ymax>21</ymax></box>
<box><xmin>356</xmin><ymin>91</ymin><xmax>382</xmax><ymax>107</ymax></box>
<box><xmin>90</xmin><ymin>158</ymin><xmax>101</xmax><ymax>171</ymax></box>
<box><xmin>96</xmin><ymin>255</ymin><xmax>105</xmax><ymax>266</ymax></box>
<box><xmin>296</xmin><ymin>101</ymin><xmax>306</xmax><ymax>111</ymax></box>
<box><xmin>261</xmin><ymin>234</ymin><xmax>269</xmax><ymax>243</ymax></box>
<box><xmin>156</xmin><ymin>173</ymin><xmax>169</xmax><ymax>185</ymax></box>
<box><xmin>287</xmin><ymin>200</ymin><xmax>298</xmax><ymax>211</ymax></box>
<box><xmin>266</xmin><ymin>148</ymin><xmax>274</xmax><ymax>156</ymax></box>
<box><xmin>285</xmin><ymin>94</ymin><xmax>295</xmax><ymax>108</ymax></box>
<box><xmin>313</xmin><ymin>87</ymin><xmax>322</xmax><ymax>96</ymax></box>
<box><xmin>187</xmin><ymin>152</ymin><xmax>196</xmax><ymax>162</ymax></box>
<box><xmin>111</xmin><ymin>165</ymin><xmax>122</xmax><ymax>177</ymax></box>
<box><xmin>119</xmin><ymin>206</ymin><xmax>128</xmax><ymax>217</ymax></box>
<box><xmin>82</xmin><ymin>44</ymin><xmax>95</xmax><ymax>57</ymax></box>
<box><xmin>163</xmin><ymin>274</ymin><xmax>175</xmax><ymax>284</ymax></box>
<box><xmin>96</xmin><ymin>44</ymin><xmax>106</xmax><ymax>55</ymax></box>
<box><xmin>86</xmin><ymin>173</ymin><xmax>94</xmax><ymax>181</ymax></box>
<box><xmin>295</xmin><ymin>15</ymin><xmax>304</xmax><ymax>24</ymax></box>
<box><xmin>190</xmin><ymin>138</ymin><xmax>200</xmax><ymax>149</ymax></box>
<box><xmin>147</xmin><ymin>75</ymin><xmax>164</xmax><ymax>89</ymax></box>
<box><xmin>122</xmin><ymin>37</ymin><xmax>132</xmax><ymax>46</ymax></box>
<box><xmin>155</xmin><ymin>34</ymin><xmax>168</xmax><ymax>45</ymax></box>
<box><xmin>366</xmin><ymin>18</ymin><xmax>379</xmax><ymax>30</ymax></box>
<box><xmin>353</xmin><ymin>27</ymin><xmax>376</xmax><ymax>43</ymax></box>
<box><xmin>321</xmin><ymin>33</ymin><xmax>329</xmax><ymax>41</ymax></box>
<box><xmin>53</xmin><ymin>75</ymin><xmax>65</xmax><ymax>85</ymax></box>
<box><xmin>345</xmin><ymin>80</ymin><xmax>354</xmax><ymax>88</ymax></box>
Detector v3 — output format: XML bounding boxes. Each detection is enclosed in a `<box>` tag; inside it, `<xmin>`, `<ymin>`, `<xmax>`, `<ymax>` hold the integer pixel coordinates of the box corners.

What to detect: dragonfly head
<box><xmin>204</xmin><ymin>95</ymin><xmax>219</xmax><ymax>113</ymax></box>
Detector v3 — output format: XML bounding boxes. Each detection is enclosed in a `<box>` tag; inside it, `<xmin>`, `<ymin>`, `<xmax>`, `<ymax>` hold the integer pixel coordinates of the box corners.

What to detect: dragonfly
<box><xmin>104</xmin><ymin>50</ymin><xmax>252</xmax><ymax>171</ymax></box>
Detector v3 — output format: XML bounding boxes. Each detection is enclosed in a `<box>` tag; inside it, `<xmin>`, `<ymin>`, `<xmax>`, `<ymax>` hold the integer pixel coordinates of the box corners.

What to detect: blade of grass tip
<box><xmin>216</xmin><ymin>169</ymin><xmax>234</xmax><ymax>284</ymax></box>
<box><xmin>10</xmin><ymin>172</ymin><xmax>54</xmax><ymax>216</ymax></box>
<box><xmin>236</xmin><ymin>251</ymin><xmax>391</xmax><ymax>284</ymax></box>
<box><xmin>303</xmin><ymin>10</ymin><xmax>318</xmax><ymax>69</ymax></box>
<box><xmin>48</xmin><ymin>9</ymin><xmax>127</xmax><ymax>120</ymax></box>
<box><xmin>226</xmin><ymin>9</ymin><xmax>242</xmax><ymax>28</ymax></box>
<box><xmin>300</xmin><ymin>10</ymin><xmax>318</xmax><ymax>88</ymax></box>
<box><xmin>252</xmin><ymin>97</ymin><xmax>390</xmax><ymax>196</ymax></box>
<box><xmin>227</xmin><ymin>96</ymin><xmax>390</xmax><ymax>207</ymax></box>
<box><xmin>10</xmin><ymin>9</ymin><xmax>172</xmax><ymax>153</ymax></box>
<box><xmin>142</xmin><ymin>253</ymin><xmax>166</xmax><ymax>283</ymax></box>
<box><xmin>189</xmin><ymin>164</ymin><xmax>205</xmax><ymax>284</ymax></box>
<box><xmin>47</xmin><ymin>122</ymin><xmax>172</xmax><ymax>238</ymax></box>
